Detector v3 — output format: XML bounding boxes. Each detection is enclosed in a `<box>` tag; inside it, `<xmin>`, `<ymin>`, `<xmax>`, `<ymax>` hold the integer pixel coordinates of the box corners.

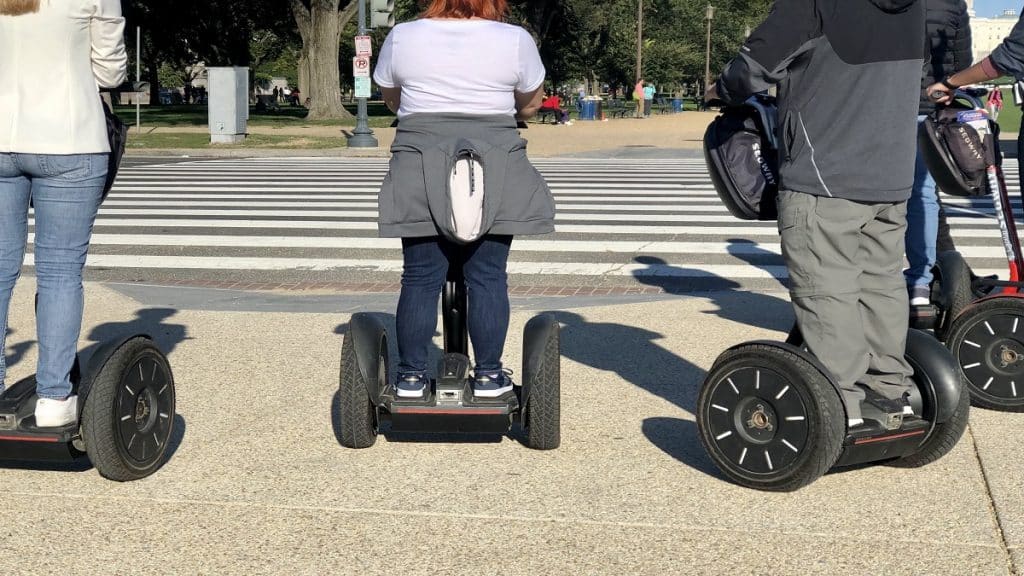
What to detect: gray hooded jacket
<box><xmin>716</xmin><ymin>0</ymin><xmax>925</xmax><ymax>203</ymax></box>
<box><xmin>378</xmin><ymin>113</ymin><xmax>555</xmax><ymax>239</ymax></box>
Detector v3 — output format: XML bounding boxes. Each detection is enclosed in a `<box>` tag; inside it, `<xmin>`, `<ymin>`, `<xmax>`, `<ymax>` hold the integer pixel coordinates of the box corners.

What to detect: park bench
<box><xmin>606</xmin><ymin>99</ymin><xmax>632</xmax><ymax>118</ymax></box>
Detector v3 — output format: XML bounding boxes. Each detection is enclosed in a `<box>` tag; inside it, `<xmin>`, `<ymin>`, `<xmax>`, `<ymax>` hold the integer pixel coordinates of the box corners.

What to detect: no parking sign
<box><xmin>353</xmin><ymin>56</ymin><xmax>371</xmax><ymax>78</ymax></box>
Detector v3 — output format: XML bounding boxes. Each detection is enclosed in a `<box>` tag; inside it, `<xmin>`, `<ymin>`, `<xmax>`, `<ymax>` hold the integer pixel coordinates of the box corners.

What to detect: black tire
<box><xmin>524</xmin><ymin>326</ymin><xmax>560</xmax><ymax>450</ymax></box>
<box><xmin>698</xmin><ymin>344</ymin><xmax>846</xmax><ymax>492</ymax></box>
<box><xmin>81</xmin><ymin>337</ymin><xmax>175</xmax><ymax>481</ymax></box>
<box><xmin>945</xmin><ymin>297</ymin><xmax>1024</xmax><ymax>411</ymax></box>
<box><xmin>890</xmin><ymin>381</ymin><xmax>970</xmax><ymax>468</ymax></box>
<box><xmin>337</xmin><ymin>332</ymin><xmax>378</xmax><ymax>448</ymax></box>
<box><xmin>934</xmin><ymin>251</ymin><xmax>974</xmax><ymax>341</ymax></box>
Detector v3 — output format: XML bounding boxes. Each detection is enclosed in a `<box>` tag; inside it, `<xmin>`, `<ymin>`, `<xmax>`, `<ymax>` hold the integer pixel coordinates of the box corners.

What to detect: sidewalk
<box><xmin>1</xmin><ymin>279</ymin><xmax>1019</xmax><ymax>574</ymax></box>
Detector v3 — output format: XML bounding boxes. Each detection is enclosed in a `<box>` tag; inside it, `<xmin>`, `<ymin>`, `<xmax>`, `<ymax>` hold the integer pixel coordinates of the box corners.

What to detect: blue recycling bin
<box><xmin>579</xmin><ymin>99</ymin><xmax>597</xmax><ymax>121</ymax></box>
<box><xmin>672</xmin><ymin>98</ymin><xmax>683</xmax><ymax>112</ymax></box>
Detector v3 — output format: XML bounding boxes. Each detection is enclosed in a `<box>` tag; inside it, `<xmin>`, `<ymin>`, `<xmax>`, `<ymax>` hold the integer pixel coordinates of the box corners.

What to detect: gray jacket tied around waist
<box><xmin>378</xmin><ymin>114</ymin><xmax>555</xmax><ymax>239</ymax></box>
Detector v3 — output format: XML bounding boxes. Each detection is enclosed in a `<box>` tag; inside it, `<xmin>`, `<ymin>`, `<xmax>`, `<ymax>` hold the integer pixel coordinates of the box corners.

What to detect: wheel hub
<box><xmin>997</xmin><ymin>343</ymin><xmax>1024</xmax><ymax>369</ymax></box>
<box><xmin>134</xmin><ymin>395</ymin><xmax>151</xmax><ymax>426</ymax></box>
<box><xmin>736</xmin><ymin>396</ymin><xmax>778</xmax><ymax>444</ymax></box>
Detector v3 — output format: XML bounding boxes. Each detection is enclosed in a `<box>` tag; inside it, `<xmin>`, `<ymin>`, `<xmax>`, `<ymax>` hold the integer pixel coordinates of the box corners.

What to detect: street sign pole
<box><xmin>136</xmin><ymin>26</ymin><xmax>141</xmax><ymax>134</ymax></box>
<box><xmin>348</xmin><ymin>0</ymin><xmax>378</xmax><ymax>148</ymax></box>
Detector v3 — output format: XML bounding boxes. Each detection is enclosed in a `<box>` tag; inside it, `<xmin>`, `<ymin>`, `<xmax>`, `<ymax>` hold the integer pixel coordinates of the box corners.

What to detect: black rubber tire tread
<box><xmin>525</xmin><ymin>327</ymin><xmax>561</xmax><ymax>450</ymax></box>
<box><xmin>698</xmin><ymin>344</ymin><xmax>846</xmax><ymax>492</ymax></box>
<box><xmin>81</xmin><ymin>338</ymin><xmax>175</xmax><ymax>482</ymax></box>
<box><xmin>337</xmin><ymin>333</ymin><xmax>378</xmax><ymax>448</ymax></box>
<box><xmin>935</xmin><ymin>251</ymin><xmax>974</xmax><ymax>341</ymax></box>
<box><xmin>946</xmin><ymin>298</ymin><xmax>1024</xmax><ymax>412</ymax></box>
<box><xmin>891</xmin><ymin>380</ymin><xmax>970</xmax><ymax>468</ymax></box>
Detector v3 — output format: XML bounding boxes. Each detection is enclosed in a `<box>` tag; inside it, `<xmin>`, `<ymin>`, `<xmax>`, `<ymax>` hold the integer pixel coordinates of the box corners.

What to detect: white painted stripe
<box><xmin>86</xmin><ymin>209</ymin><xmax>767</xmax><ymax>222</ymax></box>
<box><xmin>99</xmin><ymin>200</ymin><xmax>733</xmax><ymax>212</ymax></box>
<box><xmin>22</xmin><ymin>253</ymin><xmax>793</xmax><ymax>277</ymax></box>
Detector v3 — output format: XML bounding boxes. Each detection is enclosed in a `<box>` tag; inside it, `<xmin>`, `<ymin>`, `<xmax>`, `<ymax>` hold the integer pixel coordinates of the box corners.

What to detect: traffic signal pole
<box><xmin>348</xmin><ymin>0</ymin><xmax>378</xmax><ymax>148</ymax></box>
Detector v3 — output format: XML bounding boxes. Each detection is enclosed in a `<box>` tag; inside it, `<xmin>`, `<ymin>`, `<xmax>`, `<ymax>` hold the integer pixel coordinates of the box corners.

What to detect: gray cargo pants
<box><xmin>778</xmin><ymin>190</ymin><xmax>914</xmax><ymax>421</ymax></box>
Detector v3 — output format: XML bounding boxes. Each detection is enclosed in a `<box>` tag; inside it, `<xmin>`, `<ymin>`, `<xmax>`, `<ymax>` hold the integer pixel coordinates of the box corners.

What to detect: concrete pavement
<box><xmin>1</xmin><ymin>279</ymin><xmax>1020</xmax><ymax>575</ymax></box>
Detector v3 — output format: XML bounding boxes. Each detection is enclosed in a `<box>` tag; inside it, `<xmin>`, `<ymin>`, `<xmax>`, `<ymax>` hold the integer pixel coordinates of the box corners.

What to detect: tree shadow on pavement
<box><xmin>630</xmin><ymin>239</ymin><xmax>792</xmax><ymax>333</ymax></box>
<box><xmin>551</xmin><ymin>310</ymin><xmax>721</xmax><ymax>478</ymax></box>
<box><xmin>4</xmin><ymin>328</ymin><xmax>35</xmax><ymax>370</ymax></box>
<box><xmin>86</xmin><ymin>308</ymin><xmax>191</xmax><ymax>358</ymax></box>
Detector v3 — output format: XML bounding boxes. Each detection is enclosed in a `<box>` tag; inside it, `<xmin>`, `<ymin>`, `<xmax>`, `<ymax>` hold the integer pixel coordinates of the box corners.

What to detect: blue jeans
<box><xmin>904</xmin><ymin>115</ymin><xmax>939</xmax><ymax>292</ymax></box>
<box><xmin>397</xmin><ymin>235</ymin><xmax>512</xmax><ymax>376</ymax></box>
<box><xmin>0</xmin><ymin>153</ymin><xmax>106</xmax><ymax>399</ymax></box>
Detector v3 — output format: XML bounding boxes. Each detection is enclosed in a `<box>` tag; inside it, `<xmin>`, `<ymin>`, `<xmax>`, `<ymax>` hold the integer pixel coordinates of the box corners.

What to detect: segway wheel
<box><xmin>934</xmin><ymin>251</ymin><xmax>974</xmax><ymax>341</ymax></box>
<box><xmin>337</xmin><ymin>332</ymin><xmax>379</xmax><ymax>448</ymax></box>
<box><xmin>946</xmin><ymin>298</ymin><xmax>1024</xmax><ymax>411</ymax></box>
<box><xmin>81</xmin><ymin>337</ymin><xmax>176</xmax><ymax>481</ymax></box>
<box><xmin>524</xmin><ymin>326</ymin><xmax>560</xmax><ymax>450</ymax></box>
<box><xmin>698</xmin><ymin>344</ymin><xmax>845</xmax><ymax>492</ymax></box>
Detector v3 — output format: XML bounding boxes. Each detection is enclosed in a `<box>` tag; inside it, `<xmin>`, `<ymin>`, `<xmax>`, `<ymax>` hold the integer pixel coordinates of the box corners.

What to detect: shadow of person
<box><xmin>631</xmin><ymin>248</ymin><xmax>791</xmax><ymax>333</ymax></box>
<box><xmin>85</xmin><ymin>308</ymin><xmax>190</xmax><ymax>359</ymax></box>
<box><xmin>4</xmin><ymin>328</ymin><xmax>35</xmax><ymax>369</ymax></box>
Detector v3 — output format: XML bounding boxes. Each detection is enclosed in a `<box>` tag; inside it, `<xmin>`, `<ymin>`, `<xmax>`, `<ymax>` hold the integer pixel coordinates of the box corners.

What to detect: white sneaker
<box><xmin>35</xmin><ymin>396</ymin><xmax>78</xmax><ymax>427</ymax></box>
<box><xmin>848</xmin><ymin>418</ymin><xmax>864</xmax><ymax>428</ymax></box>
<box><xmin>910</xmin><ymin>296</ymin><xmax>930</xmax><ymax>307</ymax></box>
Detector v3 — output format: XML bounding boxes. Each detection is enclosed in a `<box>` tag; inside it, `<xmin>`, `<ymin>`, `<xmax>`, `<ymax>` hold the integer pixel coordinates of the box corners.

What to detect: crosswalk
<box><xmin>22</xmin><ymin>156</ymin><xmax>1024</xmax><ymax>291</ymax></box>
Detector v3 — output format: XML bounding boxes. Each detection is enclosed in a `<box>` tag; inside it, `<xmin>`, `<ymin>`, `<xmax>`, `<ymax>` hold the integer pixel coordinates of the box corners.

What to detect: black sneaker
<box><xmin>472</xmin><ymin>369</ymin><xmax>514</xmax><ymax>398</ymax></box>
<box><xmin>395</xmin><ymin>373</ymin><xmax>427</xmax><ymax>398</ymax></box>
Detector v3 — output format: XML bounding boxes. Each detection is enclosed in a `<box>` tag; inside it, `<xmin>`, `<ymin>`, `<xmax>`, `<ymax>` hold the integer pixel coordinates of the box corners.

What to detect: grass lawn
<box><xmin>113</xmin><ymin>103</ymin><xmax>398</xmax><ymax>129</ymax></box>
<box><xmin>125</xmin><ymin>132</ymin><xmax>347</xmax><ymax>149</ymax></box>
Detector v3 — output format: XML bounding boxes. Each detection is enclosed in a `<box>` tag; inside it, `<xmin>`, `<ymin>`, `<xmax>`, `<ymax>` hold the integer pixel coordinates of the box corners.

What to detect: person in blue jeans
<box><xmin>906</xmin><ymin>1</ymin><xmax>971</xmax><ymax>308</ymax></box>
<box><xmin>0</xmin><ymin>0</ymin><xmax>128</xmax><ymax>427</ymax></box>
<box><xmin>374</xmin><ymin>0</ymin><xmax>555</xmax><ymax>399</ymax></box>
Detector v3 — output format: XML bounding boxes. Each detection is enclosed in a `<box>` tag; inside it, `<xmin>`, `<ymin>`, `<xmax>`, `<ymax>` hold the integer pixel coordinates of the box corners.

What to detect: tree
<box><xmin>289</xmin><ymin>0</ymin><xmax>359</xmax><ymax>120</ymax></box>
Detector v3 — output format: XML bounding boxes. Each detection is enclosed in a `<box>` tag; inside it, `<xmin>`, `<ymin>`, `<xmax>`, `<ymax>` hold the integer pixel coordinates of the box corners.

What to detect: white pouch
<box><xmin>448</xmin><ymin>153</ymin><xmax>485</xmax><ymax>242</ymax></box>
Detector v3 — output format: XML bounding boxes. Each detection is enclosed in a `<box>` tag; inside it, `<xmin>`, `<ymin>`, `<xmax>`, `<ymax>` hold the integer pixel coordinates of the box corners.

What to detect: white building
<box><xmin>968</xmin><ymin>1</ymin><xmax>1019</xmax><ymax>61</ymax></box>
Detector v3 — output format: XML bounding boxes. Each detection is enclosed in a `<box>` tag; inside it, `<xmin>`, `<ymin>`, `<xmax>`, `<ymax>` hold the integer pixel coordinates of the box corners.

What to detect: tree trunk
<box><xmin>298</xmin><ymin>50</ymin><xmax>310</xmax><ymax>98</ymax></box>
<box><xmin>291</xmin><ymin>0</ymin><xmax>355</xmax><ymax>121</ymax></box>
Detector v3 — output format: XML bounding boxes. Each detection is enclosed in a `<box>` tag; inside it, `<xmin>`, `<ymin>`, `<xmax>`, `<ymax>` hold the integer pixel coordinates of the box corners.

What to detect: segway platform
<box><xmin>385</xmin><ymin>353</ymin><xmax>519</xmax><ymax>434</ymax></box>
<box><xmin>0</xmin><ymin>335</ymin><xmax>177</xmax><ymax>480</ymax></box>
<box><xmin>698</xmin><ymin>329</ymin><xmax>969</xmax><ymax>491</ymax></box>
<box><xmin>921</xmin><ymin>91</ymin><xmax>1024</xmax><ymax>411</ymax></box>
<box><xmin>337</xmin><ymin>266</ymin><xmax>561</xmax><ymax>449</ymax></box>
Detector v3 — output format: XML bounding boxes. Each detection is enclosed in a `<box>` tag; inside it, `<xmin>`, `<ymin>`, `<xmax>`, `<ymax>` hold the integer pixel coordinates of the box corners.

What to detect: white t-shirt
<box><xmin>373</xmin><ymin>19</ymin><xmax>546</xmax><ymax>118</ymax></box>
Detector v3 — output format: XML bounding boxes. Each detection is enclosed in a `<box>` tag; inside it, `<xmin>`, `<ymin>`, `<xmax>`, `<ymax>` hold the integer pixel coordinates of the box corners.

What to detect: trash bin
<box><xmin>579</xmin><ymin>97</ymin><xmax>603</xmax><ymax>121</ymax></box>
<box><xmin>672</xmin><ymin>98</ymin><xmax>683</xmax><ymax>113</ymax></box>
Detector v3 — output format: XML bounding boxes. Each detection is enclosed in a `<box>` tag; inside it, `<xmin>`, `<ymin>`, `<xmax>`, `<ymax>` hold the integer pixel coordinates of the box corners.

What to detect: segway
<box><xmin>1</xmin><ymin>299</ymin><xmax>176</xmax><ymax>480</ymax></box>
<box><xmin>920</xmin><ymin>91</ymin><xmax>1024</xmax><ymax>411</ymax></box>
<box><xmin>697</xmin><ymin>326</ymin><xmax>969</xmax><ymax>491</ymax></box>
<box><xmin>337</xmin><ymin>260</ymin><xmax>561</xmax><ymax>449</ymax></box>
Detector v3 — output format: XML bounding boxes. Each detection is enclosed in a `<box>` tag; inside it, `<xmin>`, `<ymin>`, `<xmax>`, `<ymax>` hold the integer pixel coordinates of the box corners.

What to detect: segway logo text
<box><xmin>752</xmin><ymin>142</ymin><xmax>776</xmax><ymax>186</ymax></box>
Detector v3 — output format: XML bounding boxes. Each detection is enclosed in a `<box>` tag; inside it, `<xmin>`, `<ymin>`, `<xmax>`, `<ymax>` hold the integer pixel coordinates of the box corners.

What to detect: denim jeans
<box><xmin>904</xmin><ymin>115</ymin><xmax>939</xmax><ymax>292</ymax></box>
<box><xmin>397</xmin><ymin>235</ymin><xmax>512</xmax><ymax>376</ymax></box>
<box><xmin>0</xmin><ymin>153</ymin><xmax>106</xmax><ymax>399</ymax></box>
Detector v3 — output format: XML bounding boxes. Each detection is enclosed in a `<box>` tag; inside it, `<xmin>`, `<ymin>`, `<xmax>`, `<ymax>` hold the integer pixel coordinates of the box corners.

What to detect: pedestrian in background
<box><xmin>634</xmin><ymin>77</ymin><xmax>644</xmax><ymax>118</ymax></box>
<box><xmin>643</xmin><ymin>82</ymin><xmax>655</xmax><ymax>117</ymax></box>
<box><xmin>0</xmin><ymin>0</ymin><xmax>127</xmax><ymax>426</ymax></box>
<box><xmin>987</xmin><ymin>86</ymin><xmax>1004</xmax><ymax>119</ymax></box>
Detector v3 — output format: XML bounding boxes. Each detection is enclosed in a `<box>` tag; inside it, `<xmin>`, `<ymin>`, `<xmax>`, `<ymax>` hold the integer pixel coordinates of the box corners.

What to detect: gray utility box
<box><xmin>208</xmin><ymin>67</ymin><xmax>249</xmax><ymax>144</ymax></box>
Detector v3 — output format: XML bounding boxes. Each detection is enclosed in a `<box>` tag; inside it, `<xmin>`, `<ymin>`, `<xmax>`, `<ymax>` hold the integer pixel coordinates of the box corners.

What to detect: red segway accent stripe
<box><xmin>392</xmin><ymin>407</ymin><xmax>507</xmax><ymax>416</ymax></box>
<box><xmin>0</xmin><ymin>434</ymin><xmax>62</xmax><ymax>443</ymax></box>
<box><xmin>853</xmin><ymin>429</ymin><xmax>926</xmax><ymax>445</ymax></box>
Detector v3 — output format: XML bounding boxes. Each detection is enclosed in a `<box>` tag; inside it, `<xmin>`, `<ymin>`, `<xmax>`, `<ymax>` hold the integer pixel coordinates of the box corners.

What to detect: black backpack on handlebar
<box><xmin>919</xmin><ymin>91</ymin><xmax>1000</xmax><ymax>198</ymax></box>
<box><xmin>703</xmin><ymin>94</ymin><xmax>780</xmax><ymax>221</ymax></box>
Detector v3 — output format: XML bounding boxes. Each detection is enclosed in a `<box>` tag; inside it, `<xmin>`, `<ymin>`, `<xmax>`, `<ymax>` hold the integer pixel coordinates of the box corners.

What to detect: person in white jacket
<box><xmin>0</xmin><ymin>0</ymin><xmax>127</xmax><ymax>427</ymax></box>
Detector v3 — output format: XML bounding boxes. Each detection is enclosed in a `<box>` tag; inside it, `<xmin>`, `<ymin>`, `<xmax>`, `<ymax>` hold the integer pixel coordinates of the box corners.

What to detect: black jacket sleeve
<box><xmin>716</xmin><ymin>0</ymin><xmax>823</xmax><ymax>105</ymax></box>
<box><xmin>950</xmin><ymin>2</ymin><xmax>972</xmax><ymax>74</ymax></box>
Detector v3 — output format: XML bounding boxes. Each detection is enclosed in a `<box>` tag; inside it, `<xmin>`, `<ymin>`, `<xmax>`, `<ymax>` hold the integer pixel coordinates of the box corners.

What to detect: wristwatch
<box><xmin>940</xmin><ymin>76</ymin><xmax>961</xmax><ymax>91</ymax></box>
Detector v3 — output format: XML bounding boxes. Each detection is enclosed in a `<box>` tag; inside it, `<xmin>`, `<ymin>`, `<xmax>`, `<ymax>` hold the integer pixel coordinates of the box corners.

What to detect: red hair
<box><xmin>422</xmin><ymin>0</ymin><xmax>507</xmax><ymax>20</ymax></box>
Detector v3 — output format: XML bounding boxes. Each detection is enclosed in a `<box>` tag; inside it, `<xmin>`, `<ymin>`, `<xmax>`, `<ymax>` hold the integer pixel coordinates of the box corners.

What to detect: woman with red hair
<box><xmin>374</xmin><ymin>0</ymin><xmax>553</xmax><ymax>399</ymax></box>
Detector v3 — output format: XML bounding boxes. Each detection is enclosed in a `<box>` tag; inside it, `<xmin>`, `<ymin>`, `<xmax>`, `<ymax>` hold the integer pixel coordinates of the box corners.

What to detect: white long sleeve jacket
<box><xmin>0</xmin><ymin>0</ymin><xmax>127</xmax><ymax>154</ymax></box>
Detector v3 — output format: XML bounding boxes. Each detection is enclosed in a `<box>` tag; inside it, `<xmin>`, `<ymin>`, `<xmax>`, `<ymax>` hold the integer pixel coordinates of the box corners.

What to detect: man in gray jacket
<box><xmin>708</xmin><ymin>0</ymin><xmax>926</xmax><ymax>425</ymax></box>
